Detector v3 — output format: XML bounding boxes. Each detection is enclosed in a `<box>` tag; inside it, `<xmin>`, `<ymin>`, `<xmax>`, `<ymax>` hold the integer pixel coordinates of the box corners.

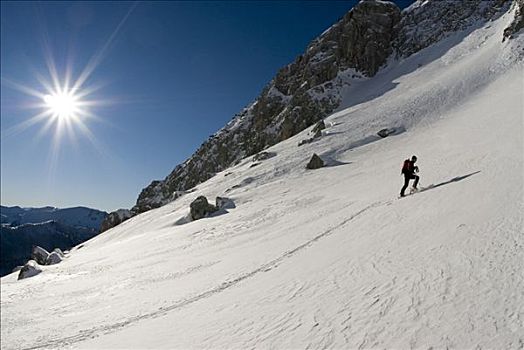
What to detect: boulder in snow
<box><xmin>31</xmin><ymin>246</ymin><xmax>50</xmax><ymax>265</ymax></box>
<box><xmin>99</xmin><ymin>209</ymin><xmax>134</xmax><ymax>233</ymax></box>
<box><xmin>46</xmin><ymin>252</ymin><xmax>62</xmax><ymax>265</ymax></box>
<box><xmin>190</xmin><ymin>196</ymin><xmax>218</xmax><ymax>221</ymax></box>
<box><xmin>252</xmin><ymin>151</ymin><xmax>276</xmax><ymax>162</ymax></box>
<box><xmin>306</xmin><ymin>154</ymin><xmax>324</xmax><ymax>169</ymax></box>
<box><xmin>18</xmin><ymin>260</ymin><xmax>42</xmax><ymax>280</ymax></box>
<box><xmin>52</xmin><ymin>248</ymin><xmax>65</xmax><ymax>258</ymax></box>
<box><xmin>377</xmin><ymin>127</ymin><xmax>396</xmax><ymax>138</ymax></box>
<box><xmin>298</xmin><ymin>138</ymin><xmax>314</xmax><ymax>146</ymax></box>
<box><xmin>216</xmin><ymin>197</ymin><xmax>235</xmax><ymax>210</ymax></box>
<box><xmin>312</xmin><ymin>120</ymin><xmax>326</xmax><ymax>138</ymax></box>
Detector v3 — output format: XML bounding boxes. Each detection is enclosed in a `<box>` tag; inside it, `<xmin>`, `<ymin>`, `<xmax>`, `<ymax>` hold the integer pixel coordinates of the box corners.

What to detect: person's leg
<box><xmin>400</xmin><ymin>175</ymin><xmax>410</xmax><ymax>196</ymax></box>
<box><xmin>413</xmin><ymin>175</ymin><xmax>420</xmax><ymax>189</ymax></box>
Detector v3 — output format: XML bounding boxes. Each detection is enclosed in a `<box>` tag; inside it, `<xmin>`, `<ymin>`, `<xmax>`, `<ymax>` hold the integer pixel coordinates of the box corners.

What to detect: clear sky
<box><xmin>1</xmin><ymin>1</ymin><xmax>414</xmax><ymax>212</ymax></box>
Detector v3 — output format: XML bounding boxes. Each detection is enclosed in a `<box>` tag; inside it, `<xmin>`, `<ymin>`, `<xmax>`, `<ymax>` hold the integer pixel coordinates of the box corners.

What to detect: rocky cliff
<box><xmin>113</xmin><ymin>0</ymin><xmax>517</xmax><ymax>225</ymax></box>
<box><xmin>132</xmin><ymin>0</ymin><xmax>402</xmax><ymax>214</ymax></box>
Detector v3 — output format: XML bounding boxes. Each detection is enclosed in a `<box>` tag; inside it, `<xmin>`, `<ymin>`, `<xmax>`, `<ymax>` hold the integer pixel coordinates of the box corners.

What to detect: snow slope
<box><xmin>1</xmin><ymin>7</ymin><xmax>523</xmax><ymax>350</ymax></box>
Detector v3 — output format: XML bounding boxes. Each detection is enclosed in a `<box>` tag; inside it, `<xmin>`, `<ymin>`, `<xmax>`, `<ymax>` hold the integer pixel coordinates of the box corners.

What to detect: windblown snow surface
<box><xmin>1</xmin><ymin>9</ymin><xmax>523</xmax><ymax>350</ymax></box>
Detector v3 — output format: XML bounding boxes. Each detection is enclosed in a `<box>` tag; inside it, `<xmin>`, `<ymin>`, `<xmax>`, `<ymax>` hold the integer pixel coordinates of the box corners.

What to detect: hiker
<box><xmin>400</xmin><ymin>155</ymin><xmax>419</xmax><ymax>197</ymax></box>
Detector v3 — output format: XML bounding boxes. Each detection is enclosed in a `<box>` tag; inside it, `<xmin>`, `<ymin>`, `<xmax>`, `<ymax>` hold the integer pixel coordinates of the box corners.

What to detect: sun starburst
<box><xmin>1</xmin><ymin>67</ymin><xmax>105</xmax><ymax>158</ymax></box>
<box><xmin>43</xmin><ymin>91</ymin><xmax>80</xmax><ymax>120</ymax></box>
<box><xmin>1</xmin><ymin>2</ymin><xmax>138</xmax><ymax>166</ymax></box>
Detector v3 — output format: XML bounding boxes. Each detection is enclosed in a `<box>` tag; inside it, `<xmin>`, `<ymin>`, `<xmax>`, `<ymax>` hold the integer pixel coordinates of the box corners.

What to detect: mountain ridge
<box><xmin>114</xmin><ymin>0</ymin><xmax>517</xmax><ymax>227</ymax></box>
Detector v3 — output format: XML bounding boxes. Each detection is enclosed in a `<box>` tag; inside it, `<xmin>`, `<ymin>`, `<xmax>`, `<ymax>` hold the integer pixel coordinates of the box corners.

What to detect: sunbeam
<box><xmin>0</xmin><ymin>1</ymin><xmax>139</xmax><ymax>163</ymax></box>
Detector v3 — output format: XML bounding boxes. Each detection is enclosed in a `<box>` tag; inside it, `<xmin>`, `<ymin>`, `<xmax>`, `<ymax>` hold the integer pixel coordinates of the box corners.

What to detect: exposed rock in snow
<box><xmin>99</xmin><ymin>209</ymin><xmax>134</xmax><ymax>233</ymax></box>
<box><xmin>52</xmin><ymin>248</ymin><xmax>65</xmax><ymax>258</ymax></box>
<box><xmin>394</xmin><ymin>0</ymin><xmax>510</xmax><ymax>57</ymax></box>
<box><xmin>306</xmin><ymin>154</ymin><xmax>325</xmax><ymax>169</ymax></box>
<box><xmin>0</xmin><ymin>206</ymin><xmax>105</xmax><ymax>276</ymax></box>
<box><xmin>190</xmin><ymin>196</ymin><xmax>218</xmax><ymax>221</ymax></box>
<box><xmin>45</xmin><ymin>252</ymin><xmax>62</xmax><ymax>265</ymax></box>
<box><xmin>377</xmin><ymin>127</ymin><xmax>397</xmax><ymax>138</ymax></box>
<box><xmin>17</xmin><ymin>260</ymin><xmax>42</xmax><ymax>280</ymax></box>
<box><xmin>252</xmin><ymin>152</ymin><xmax>276</xmax><ymax>162</ymax></box>
<box><xmin>504</xmin><ymin>0</ymin><xmax>524</xmax><ymax>39</ymax></box>
<box><xmin>311</xmin><ymin>120</ymin><xmax>326</xmax><ymax>139</ymax></box>
<box><xmin>216</xmin><ymin>197</ymin><xmax>235</xmax><ymax>210</ymax></box>
<box><xmin>130</xmin><ymin>0</ymin><xmax>520</xmax><ymax>219</ymax></box>
<box><xmin>31</xmin><ymin>246</ymin><xmax>50</xmax><ymax>266</ymax></box>
<box><xmin>131</xmin><ymin>0</ymin><xmax>402</xmax><ymax>214</ymax></box>
<box><xmin>298</xmin><ymin>138</ymin><xmax>316</xmax><ymax>147</ymax></box>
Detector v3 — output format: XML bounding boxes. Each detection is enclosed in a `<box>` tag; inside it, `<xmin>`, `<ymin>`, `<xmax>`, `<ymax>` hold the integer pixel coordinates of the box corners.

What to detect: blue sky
<box><xmin>1</xmin><ymin>1</ymin><xmax>414</xmax><ymax>212</ymax></box>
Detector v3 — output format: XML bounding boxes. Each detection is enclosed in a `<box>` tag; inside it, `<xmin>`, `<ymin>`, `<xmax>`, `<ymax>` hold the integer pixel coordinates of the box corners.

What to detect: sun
<box><xmin>1</xmin><ymin>1</ymin><xmax>139</xmax><ymax>161</ymax></box>
<box><xmin>43</xmin><ymin>91</ymin><xmax>80</xmax><ymax>120</ymax></box>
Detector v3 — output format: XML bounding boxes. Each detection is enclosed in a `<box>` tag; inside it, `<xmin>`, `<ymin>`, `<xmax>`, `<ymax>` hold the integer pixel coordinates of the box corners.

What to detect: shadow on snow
<box><xmin>420</xmin><ymin>171</ymin><xmax>481</xmax><ymax>193</ymax></box>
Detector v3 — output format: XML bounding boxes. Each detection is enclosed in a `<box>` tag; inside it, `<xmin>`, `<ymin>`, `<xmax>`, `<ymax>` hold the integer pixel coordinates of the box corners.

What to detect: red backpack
<box><xmin>401</xmin><ymin>159</ymin><xmax>410</xmax><ymax>174</ymax></box>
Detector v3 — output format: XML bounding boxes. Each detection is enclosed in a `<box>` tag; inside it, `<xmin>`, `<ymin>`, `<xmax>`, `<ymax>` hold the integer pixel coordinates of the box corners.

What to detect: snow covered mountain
<box><xmin>0</xmin><ymin>206</ymin><xmax>107</xmax><ymax>276</ymax></box>
<box><xmin>130</xmin><ymin>0</ymin><xmax>519</xmax><ymax>218</ymax></box>
<box><xmin>1</xmin><ymin>0</ymin><xmax>523</xmax><ymax>349</ymax></box>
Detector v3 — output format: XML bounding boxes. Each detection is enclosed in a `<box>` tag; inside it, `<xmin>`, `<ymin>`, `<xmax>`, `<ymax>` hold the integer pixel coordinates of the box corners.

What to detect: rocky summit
<box><xmin>124</xmin><ymin>0</ymin><xmax>515</xmax><ymax>219</ymax></box>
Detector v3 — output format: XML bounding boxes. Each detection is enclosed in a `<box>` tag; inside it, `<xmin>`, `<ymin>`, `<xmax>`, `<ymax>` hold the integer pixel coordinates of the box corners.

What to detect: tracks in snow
<box><xmin>21</xmin><ymin>200</ymin><xmax>387</xmax><ymax>350</ymax></box>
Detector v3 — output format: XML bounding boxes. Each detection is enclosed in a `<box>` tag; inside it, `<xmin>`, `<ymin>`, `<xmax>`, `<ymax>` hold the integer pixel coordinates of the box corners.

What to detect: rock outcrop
<box><xmin>99</xmin><ymin>209</ymin><xmax>134</xmax><ymax>233</ymax></box>
<box><xmin>190</xmin><ymin>196</ymin><xmax>218</xmax><ymax>221</ymax></box>
<box><xmin>131</xmin><ymin>0</ymin><xmax>402</xmax><ymax>214</ymax></box>
<box><xmin>31</xmin><ymin>246</ymin><xmax>50</xmax><ymax>265</ymax></box>
<box><xmin>18</xmin><ymin>260</ymin><xmax>42</xmax><ymax>280</ymax></box>
<box><xmin>311</xmin><ymin>120</ymin><xmax>326</xmax><ymax>138</ymax></box>
<box><xmin>504</xmin><ymin>0</ymin><xmax>524</xmax><ymax>39</ymax></box>
<box><xmin>252</xmin><ymin>151</ymin><xmax>276</xmax><ymax>162</ymax></box>
<box><xmin>46</xmin><ymin>252</ymin><xmax>62</xmax><ymax>265</ymax></box>
<box><xmin>0</xmin><ymin>206</ymin><xmax>105</xmax><ymax>276</ymax></box>
<box><xmin>306</xmin><ymin>154</ymin><xmax>325</xmax><ymax>170</ymax></box>
<box><xmin>394</xmin><ymin>0</ymin><xmax>510</xmax><ymax>57</ymax></box>
<box><xmin>377</xmin><ymin>127</ymin><xmax>397</xmax><ymax>138</ymax></box>
<box><xmin>52</xmin><ymin>248</ymin><xmax>65</xmax><ymax>258</ymax></box>
<box><xmin>216</xmin><ymin>197</ymin><xmax>235</xmax><ymax>210</ymax></box>
<box><xmin>30</xmin><ymin>245</ymin><xmax>64</xmax><ymax>266</ymax></box>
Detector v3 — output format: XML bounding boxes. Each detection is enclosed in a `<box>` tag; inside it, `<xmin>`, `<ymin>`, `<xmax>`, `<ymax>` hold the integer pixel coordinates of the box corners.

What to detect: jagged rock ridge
<box><xmin>393</xmin><ymin>0</ymin><xmax>511</xmax><ymax>57</ymax></box>
<box><xmin>132</xmin><ymin>0</ymin><xmax>402</xmax><ymax>214</ymax></box>
<box><xmin>127</xmin><ymin>0</ymin><xmax>515</xmax><ymax>218</ymax></box>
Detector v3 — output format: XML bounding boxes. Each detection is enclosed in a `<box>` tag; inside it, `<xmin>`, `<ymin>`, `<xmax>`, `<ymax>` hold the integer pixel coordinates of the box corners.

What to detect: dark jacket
<box><xmin>402</xmin><ymin>159</ymin><xmax>418</xmax><ymax>175</ymax></box>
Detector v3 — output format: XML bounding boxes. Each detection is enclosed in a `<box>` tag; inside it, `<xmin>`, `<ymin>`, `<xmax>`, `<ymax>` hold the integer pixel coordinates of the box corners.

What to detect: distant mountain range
<box><xmin>0</xmin><ymin>205</ymin><xmax>107</xmax><ymax>276</ymax></box>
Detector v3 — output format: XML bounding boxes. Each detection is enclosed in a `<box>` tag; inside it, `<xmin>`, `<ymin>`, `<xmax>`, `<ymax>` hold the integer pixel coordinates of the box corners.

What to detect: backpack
<box><xmin>401</xmin><ymin>159</ymin><xmax>410</xmax><ymax>174</ymax></box>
